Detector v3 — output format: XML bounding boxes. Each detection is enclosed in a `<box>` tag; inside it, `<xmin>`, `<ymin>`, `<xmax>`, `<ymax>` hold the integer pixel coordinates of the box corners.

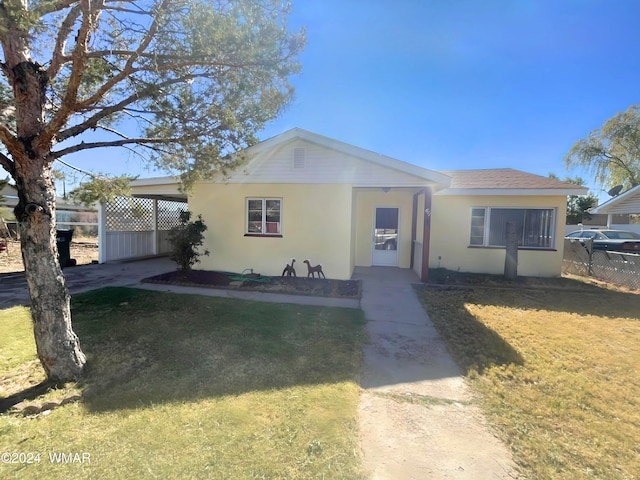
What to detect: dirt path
<box><xmin>353</xmin><ymin>267</ymin><xmax>521</xmax><ymax>479</ymax></box>
<box><xmin>0</xmin><ymin>239</ymin><xmax>98</xmax><ymax>274</ymax></box>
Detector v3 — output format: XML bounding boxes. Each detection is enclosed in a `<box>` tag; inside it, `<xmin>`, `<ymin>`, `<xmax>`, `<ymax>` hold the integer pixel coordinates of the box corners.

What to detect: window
<box><xmin>469</xmin><ymin>208</ymin><xmax>555</xmax><ymax>248</ymax></box>
<box><xmin>246</xmin><ymin>198</ymin><xmax>281</xmax><ymax>235</ymax></box>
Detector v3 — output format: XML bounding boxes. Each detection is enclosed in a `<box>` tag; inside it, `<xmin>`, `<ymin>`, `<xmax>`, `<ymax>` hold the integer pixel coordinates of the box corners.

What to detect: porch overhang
<box><xmin>129</xmin><ymin>176</ymin><xmax>186</xmax><ymax>202</ymax></box>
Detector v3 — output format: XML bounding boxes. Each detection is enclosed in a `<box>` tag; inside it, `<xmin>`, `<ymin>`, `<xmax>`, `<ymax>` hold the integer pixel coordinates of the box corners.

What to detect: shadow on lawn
<box><xmin>415</xmin><ymin>286</ymin><xmax>524</xmax><ymax>375</ymax></box>
<box><xmin>425</xmin><ymin>268</ymin><xmax>640</xmax><ymax>320</ymax></box>
<box><xmin>67</xmin><ymin>287</ymin><xmax>366</xmax><ymax>412</ymax></box>
<box><xmin>0</xmin><ymin>381</ymin><xmax>53</xmax><ymax>414</ymax></box>
<box><xmin>416</xmin><ymin>272</ymin><xmax>640</xmax><ymax>376</ymax></box>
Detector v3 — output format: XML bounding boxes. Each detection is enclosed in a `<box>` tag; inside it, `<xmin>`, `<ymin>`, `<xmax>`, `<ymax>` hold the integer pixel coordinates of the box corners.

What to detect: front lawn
<box><xmin>416</xmin><ymin>283</ymin><xmax>640</xmax><ymax>479</ymax></box>
<box><xmin>0</xmin><ymin>288</ymin><xmax>367</xmax><ymax>479</ymax></box>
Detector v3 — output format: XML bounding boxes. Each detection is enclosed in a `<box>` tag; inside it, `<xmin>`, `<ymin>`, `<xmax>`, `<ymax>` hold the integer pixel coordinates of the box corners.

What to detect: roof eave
<box><xmin>590</xmin><ymin>184</ymin><xmax>640</xmax><ymax>214</ymax></box>
<box><xmin>435</xmin><ymin>187</ymin><xmax>589</xmax><ymax>196</ymax></box>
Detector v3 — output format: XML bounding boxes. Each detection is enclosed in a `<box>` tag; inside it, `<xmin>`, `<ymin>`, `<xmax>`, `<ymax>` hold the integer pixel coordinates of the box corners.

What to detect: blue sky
<box><xmin>22</xmin><ymin>1</ymin><xmax>640</xmax><ymax>200</ymax></box>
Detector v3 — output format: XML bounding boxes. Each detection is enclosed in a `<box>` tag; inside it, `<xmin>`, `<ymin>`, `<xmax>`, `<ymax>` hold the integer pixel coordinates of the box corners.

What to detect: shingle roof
<box><xmin>440</xmin><ymin>168</ymin><xmax>587</xmax><ymax>192</ymax></box>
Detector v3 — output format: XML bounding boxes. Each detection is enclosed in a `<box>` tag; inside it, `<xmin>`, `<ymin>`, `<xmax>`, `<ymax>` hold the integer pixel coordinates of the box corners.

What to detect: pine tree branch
<box><xmin>47</xmin><ymin>4</ymin><xmax>82</xmax><ymax>80</ymax></box>
<box><xmin>57</xmin><ymin>71</ymin><xmax>210</xmax><ymax>142</ymax></box>
<box><xmin>0</xmin><ymin>150</ymin><xmax>14</xmax><ymax>175</ymax></box>
<box><xmin>52</xmin><ymin>136</ymin><xmax>191</xmax><ymax>157</ymax></box>
<box><xmin>0</xmin><ymin>123</ymin><xmax>22</xmax><ymax>159</ymax></box>
<box><xmin>38</xmin><ymin>0</ymin><xmax>101</xmax><ymax>151</ymax></box>
<box><xmin>73</xmin><ymin>0</ymin><xmax>172</xmax><ymax>110</ymax></box>
<box><xmin>34</xmin><ymin>0</ymin><xmax>79</xmax><ymax>16</ymax></box>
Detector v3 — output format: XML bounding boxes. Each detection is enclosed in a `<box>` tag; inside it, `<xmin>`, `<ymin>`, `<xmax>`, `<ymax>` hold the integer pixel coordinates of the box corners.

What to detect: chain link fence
<box><xmin>563</xmin><ymin>238</ymin><xmax>640</xmax><ymax>290</ymax></box>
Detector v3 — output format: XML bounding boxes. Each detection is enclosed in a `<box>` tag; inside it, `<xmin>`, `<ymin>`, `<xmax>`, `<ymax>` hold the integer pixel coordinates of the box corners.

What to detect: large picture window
<box><xmin>246</xmin><ymin>198</ymin><xmax>281</xmax><ymax>235</ymax></box>
<box><xmin>470</xmin><ymin>207</ymin><xmax>555</xmax><ymax>248</ymax></box>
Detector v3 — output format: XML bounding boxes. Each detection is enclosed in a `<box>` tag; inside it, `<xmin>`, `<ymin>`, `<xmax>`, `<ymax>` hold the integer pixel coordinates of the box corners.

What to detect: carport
<box><xmin>98</xmin><ymin>177</ymin><xmax>187</xmax><ymax>263</ymax></box>
<box><xmin>590</xmin><ymin>185</ymin><xmax>640</xmax><ymax>234</ymax></box>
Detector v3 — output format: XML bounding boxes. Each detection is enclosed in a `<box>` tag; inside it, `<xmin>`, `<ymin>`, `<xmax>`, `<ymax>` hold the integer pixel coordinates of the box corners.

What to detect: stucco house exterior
<box><xmin>123</xmin><ymin>128</ymin><xmax>587</xmax><ymax>279</ymax></box>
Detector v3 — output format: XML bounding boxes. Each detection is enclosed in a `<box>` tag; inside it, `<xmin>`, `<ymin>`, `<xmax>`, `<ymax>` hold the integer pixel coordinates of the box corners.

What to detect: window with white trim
<box><xmin>470</xmin><ymin>207</ymin><xmax>555</xmax><ymax>248</ymax></box>
<box><xmin>246</xmin><ymin>198</ymin><xmax>281</xmax><ymax>235</ymax></box>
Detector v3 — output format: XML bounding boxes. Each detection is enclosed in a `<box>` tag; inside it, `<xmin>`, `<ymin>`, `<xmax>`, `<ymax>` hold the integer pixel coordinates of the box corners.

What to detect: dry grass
<box><xmin>416</xmin><ymin>281</ymin><xmax>640</xmax><ymax>480</ymax></box>
<box><xmin>0</xmin><ymin>288</ymin><xmax>367</xmax><ymax>479</ymax></box>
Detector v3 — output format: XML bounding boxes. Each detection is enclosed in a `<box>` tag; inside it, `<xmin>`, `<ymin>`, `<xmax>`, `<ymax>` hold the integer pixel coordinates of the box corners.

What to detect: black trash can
<box><xmin>56</xmin><ymin>229</ymin><xmax>74</xmax><ymax>268</ymax></box>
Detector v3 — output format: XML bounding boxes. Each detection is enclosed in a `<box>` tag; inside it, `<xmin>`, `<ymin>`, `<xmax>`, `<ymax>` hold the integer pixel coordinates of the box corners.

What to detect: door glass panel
<box><xmin>374</xmin><ymin>208</ymin><xmax>398</xmax><ymax>251</ymax></box>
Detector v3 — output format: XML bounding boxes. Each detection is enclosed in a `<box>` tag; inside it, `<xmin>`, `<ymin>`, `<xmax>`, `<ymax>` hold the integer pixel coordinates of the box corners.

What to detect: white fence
<box><xmin>99</xmin><ymin>197</ymin><xmax>186</xmax><ymax>263</ymax></box>
<box><xmin>565</xmin><ymin>224</ymin><xmax>640</xmax><ymax>235</ymax></box>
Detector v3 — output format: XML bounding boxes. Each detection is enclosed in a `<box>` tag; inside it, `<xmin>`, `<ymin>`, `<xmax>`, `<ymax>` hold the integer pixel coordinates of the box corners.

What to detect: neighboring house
<box><xmin>0</xmin><ymin>183</ymin><xmax>98</xmax><ymax>234</ymax></box>
<box><xmin>126</xmin><ymin>128</ymin><xmax>585</xmax><ymax>280</ymax></box>
<box><xmin>588</xmin><ymin>185</ymin><xmax>640</xmax><ymax>235</ymax></box>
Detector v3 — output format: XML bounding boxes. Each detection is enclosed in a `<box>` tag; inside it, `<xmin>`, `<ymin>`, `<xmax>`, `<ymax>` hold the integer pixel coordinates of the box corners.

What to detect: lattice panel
<box><xmin>105</xmin><ymin>197</ymin><xmax>153</xmax><ymax>232</ymax></box>
<box><xmin>157</xmin><ymin>200</ymin><xmax>187</xmax><ymax>230</ymax></box>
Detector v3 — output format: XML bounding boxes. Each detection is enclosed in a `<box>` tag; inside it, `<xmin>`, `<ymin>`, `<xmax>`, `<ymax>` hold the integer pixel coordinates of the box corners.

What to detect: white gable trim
<box><xmin>245</xmin><ymin>128</ymin><xmax>451</xmax><ymax>186</ymax></box>
<box><xmin>590</xmin><ymin>185</ymin><xmax>640</xmax><ymax>214</ymax></box>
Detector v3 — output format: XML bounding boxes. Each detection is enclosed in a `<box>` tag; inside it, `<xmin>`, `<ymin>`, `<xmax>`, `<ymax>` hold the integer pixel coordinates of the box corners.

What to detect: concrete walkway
<box><xmin>352</xmin><ymin>267</ymin><xmax>520</xmax><ymax>479</ymax></box>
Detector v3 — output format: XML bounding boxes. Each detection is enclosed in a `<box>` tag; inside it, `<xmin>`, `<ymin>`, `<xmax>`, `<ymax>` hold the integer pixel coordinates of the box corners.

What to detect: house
<box><xmin>588</xmin><ymin>185</ymin><xmax>640</xmax><ymax>234</ymax></box>
<box><xmin>121</xmin><ymin>128</ymin><xmax>585</xmax><ymax>280</ymax></box>
<box><xmin>1</xmin><ymin>183</ymin><xmax>98</xmax><ymax>236</ymax></box>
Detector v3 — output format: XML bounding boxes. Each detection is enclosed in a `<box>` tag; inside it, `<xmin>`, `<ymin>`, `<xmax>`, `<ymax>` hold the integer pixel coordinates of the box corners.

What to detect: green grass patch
<box><xmin>0</xmin><ymin>288</ymin><xmax>367</xmax><ymax>479</ymax></box>
<box><xmin>416</xmin><ymin>283</ymin><xmax>640</xmax><ymax>479</ymax></box>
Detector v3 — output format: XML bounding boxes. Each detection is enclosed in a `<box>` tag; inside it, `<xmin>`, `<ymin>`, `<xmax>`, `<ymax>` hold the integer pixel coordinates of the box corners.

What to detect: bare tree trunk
<box><xmin>2</xmin><ymin>25</ymin><xmax>87</xmax><ymax>383</ymax></box>
<box><xmin>14</xmin><ymin>161</ymin><xmax>86</xmax><ymax>384</ymax></box>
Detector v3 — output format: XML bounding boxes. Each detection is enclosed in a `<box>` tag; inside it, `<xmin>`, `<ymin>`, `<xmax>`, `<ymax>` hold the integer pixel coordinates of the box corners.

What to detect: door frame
<box><xmin>371</xmin><ymin>206</ymin><xmax>400</xmax><ymax>266</ymax></box>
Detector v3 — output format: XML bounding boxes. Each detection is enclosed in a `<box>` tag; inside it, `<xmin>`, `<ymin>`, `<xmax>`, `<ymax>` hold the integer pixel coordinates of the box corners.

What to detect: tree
<box><xmin>169</xmin><ymin>210</ymin><xmax>209</xmax><ymax>271</ymax></box>
<box><xmin>0</xmin><ymin>0</ymin><xmax>304</xmax><ymax>383</ymax></box>
<box><xmin>565</xmin><ymin>104</ymin><xmax>640</xmax><ymax>191</ymax></box>
<box><xmin>549</xmin><ymin>174</ymin><xmax>599</xmax><ymax>224</ymax></box>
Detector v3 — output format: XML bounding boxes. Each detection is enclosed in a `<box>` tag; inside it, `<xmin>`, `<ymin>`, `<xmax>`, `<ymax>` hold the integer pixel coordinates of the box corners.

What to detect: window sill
<box><xmin>244</xmin><ymin>234</ymin><xmax>283</xmax><ymax>238</ymax></box>
<box><xmin>468</xmin><ymin>245</ymin><xmax>557</xmax><ymax>251</ymax></box>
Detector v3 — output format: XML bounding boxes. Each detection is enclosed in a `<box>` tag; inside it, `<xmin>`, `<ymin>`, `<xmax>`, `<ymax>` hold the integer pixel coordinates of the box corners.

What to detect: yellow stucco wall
<box><xmin>189</xmin><ymin>183</ymin><xmax>354</xmax><ymax>279</ymax></box>
<box><xmin>353</xmin><ymin>189</ymin><xmax>415</xmax><ymax>268</ymax></box>
<box><xmin>429</xmin><ymin>195</ymin><xmax>568</xmax><ymax>277</ymax></box>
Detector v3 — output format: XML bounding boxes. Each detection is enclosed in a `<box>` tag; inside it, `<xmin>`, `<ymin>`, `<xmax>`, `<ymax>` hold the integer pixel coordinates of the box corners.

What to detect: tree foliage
<box><xmin>549</xmin><ymin>174</ymin><xmax>598</xmax><ymax>224</ymax></box>
<box><xmin>565</xmin><ymin>105</ymin><xmax>640</xmax><ymax>191</ymax></box>
<box><xmin>169</xmin><ymin>210</ymin><xmax>209</xmax><ymax>271</ymax></box>
<box><xmin>0</xmin><ymin>0</ymin><xmax>304</xmax><ymax>383</ymax></box>
<box><xmin>0</xmin><ymin>0</ymin><xmax>304</xmax><ymax>184</ymax></box>
<box><xmin>69</xmin><ymin>174</ymin><xmax>137</xmax><ymax>206</ymax></box>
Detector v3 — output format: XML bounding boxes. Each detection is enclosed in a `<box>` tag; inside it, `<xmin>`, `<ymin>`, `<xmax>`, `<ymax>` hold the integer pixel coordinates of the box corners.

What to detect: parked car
<box><xmin>565</xmin><ymin>229</ymin><xmax>640</xmax><ymax>252</ymax></box>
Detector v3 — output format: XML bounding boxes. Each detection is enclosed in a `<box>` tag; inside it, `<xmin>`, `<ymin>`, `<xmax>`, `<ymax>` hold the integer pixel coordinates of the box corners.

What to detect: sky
<box><xmin>11</xmin><ymin>0</ymin><xmax>640</xmax><ymax>202</ymax></box>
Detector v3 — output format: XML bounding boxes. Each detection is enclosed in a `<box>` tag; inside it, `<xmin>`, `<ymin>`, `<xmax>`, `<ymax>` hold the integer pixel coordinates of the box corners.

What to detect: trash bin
<box><xmin>56</xmin><ymin>229</ymin><xmax>74</xmax><ymax>268</ymax></box>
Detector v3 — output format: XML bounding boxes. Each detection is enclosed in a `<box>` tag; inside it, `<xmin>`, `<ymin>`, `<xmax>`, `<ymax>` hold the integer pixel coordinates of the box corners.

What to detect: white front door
<box><xmin>372</xmin><ymin>207</ymin><xmax>399</xmax><ymax>266</ymax></box>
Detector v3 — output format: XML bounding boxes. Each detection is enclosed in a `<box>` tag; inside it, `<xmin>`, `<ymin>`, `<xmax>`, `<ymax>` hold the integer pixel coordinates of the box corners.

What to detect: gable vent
<box><xmin>293</xmin><ymin>148</ymin><xmax>306</xmax><ymax>169</ymax></box>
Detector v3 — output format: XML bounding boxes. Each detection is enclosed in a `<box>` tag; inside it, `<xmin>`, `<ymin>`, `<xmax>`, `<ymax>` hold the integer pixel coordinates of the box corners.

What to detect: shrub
<box><xmin>168</xmin><ymin>211</ymin><xmax>209</xmax><ymax>271</ymax></box>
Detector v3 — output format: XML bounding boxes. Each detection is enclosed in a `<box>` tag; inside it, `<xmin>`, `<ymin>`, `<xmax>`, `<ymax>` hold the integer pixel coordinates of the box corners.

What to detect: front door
<box><xmin>372</xmin><ymin>207</ymin><xmax>399</xmax><ymax>266</ymax></box>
